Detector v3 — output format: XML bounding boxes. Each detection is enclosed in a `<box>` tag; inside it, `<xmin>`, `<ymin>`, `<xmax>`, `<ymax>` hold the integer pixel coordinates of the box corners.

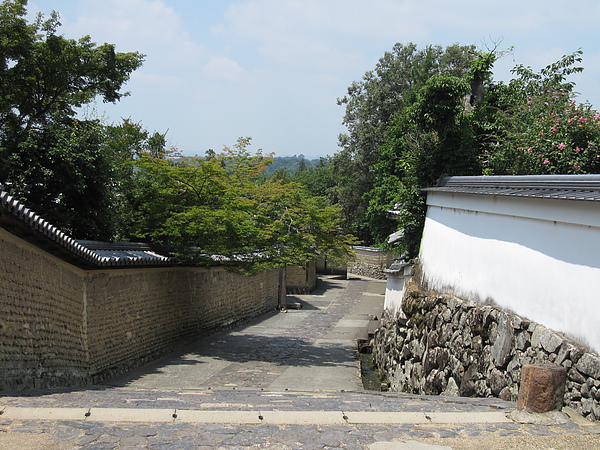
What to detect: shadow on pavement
<box><xmin>6</xmin><ymin>275</ymin><xmax>369</xmax><ymax>394</ymax></box>
<box><xmin>107</xmin><ymin>331</ymin><xmax>356</xmax><ymax>388</ymax></box>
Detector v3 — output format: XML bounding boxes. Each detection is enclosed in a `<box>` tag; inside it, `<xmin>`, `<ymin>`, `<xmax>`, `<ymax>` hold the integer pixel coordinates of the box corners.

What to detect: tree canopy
<box><xmin>3</xmin><ymin>2</ymin><xmax>598</xmax><ymax>273</ymax></box>
<box><xmin>333</xmin><ymin>43</ymin><xmax>600</xmax><ymax>259</ymax></box>
<box><xmin>333</xmin><ymin>43</ymin><xmax>477</xmax><ymax>243</ymax></box>
<box><xmin>0</xmin><ymin>0</ymin><xmax>143</xmax><ymax>135</ymax></box>
<box><xmin>129</xmin><ymin>138</ymin><xmax>356</xmax><ymax>273</ymax></box>
<box><xmin>0</xmin><ymin>1</ymin><xmax>355</xmax><ymax>271</ymax></box>
<box><xmin>0</xmin><ymin>0</ymin><xmax>144</xmax><ymax>238</ymax></box>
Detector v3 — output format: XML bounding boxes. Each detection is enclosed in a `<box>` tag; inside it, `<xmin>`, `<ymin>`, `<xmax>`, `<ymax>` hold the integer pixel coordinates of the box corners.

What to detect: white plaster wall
<box><xmin>419</xmin><ymin>193</ymin><xmax>600</xmax><ymax>353</ymax></box>
<box><xmin>384</xmin><ymin>275</ymin><xmax>406</xmax><ymax>317</ymax></box>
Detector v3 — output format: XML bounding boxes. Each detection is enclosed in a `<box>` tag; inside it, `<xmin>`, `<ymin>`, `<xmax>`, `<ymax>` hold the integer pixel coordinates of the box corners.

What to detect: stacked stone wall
<box><xmin>373</xmin><ymin>278</ymin><xmax>600</xmax><ymax>422</ymax></box>
<box><xmin>86</xmin><ymin>266</ymin><xmax>279</xmax><ymax>381</ymax></box>
<box><xmin>0</xmin><ymin>227</ymin><xmax>280</xmax><ymax>390</ymax></box>
<box><xmin>348</xmin><ymin>247</ymin><xmax>395</xmax><ymax>280</ymax></box>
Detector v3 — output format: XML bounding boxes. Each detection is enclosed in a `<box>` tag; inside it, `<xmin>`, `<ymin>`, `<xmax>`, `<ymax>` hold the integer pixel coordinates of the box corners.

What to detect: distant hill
<box><xmin>264</xmin><ymin>155</ymin><xmax>322</xmax><ymax>175</ymax></box>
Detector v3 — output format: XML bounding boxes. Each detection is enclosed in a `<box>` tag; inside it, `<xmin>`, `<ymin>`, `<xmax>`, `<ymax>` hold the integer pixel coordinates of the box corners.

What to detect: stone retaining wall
<box><xmin>373</xmin><ymin>278</ymin><xmax>600</xmax><ymax>422</ymax></box>
<box><xmin>0</xmin><ymin>227</ymin><xmax>280</xmax><ymax>391</ymax></box>
<box><xmin>347</xmin><ymin>246</ymin><xmax>395</xmax><ymax>280</ymax></box>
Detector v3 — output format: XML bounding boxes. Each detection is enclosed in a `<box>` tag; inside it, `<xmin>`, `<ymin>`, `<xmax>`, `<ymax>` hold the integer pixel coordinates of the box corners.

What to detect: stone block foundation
<box><xmin>373</xmin><ymin>278</ymin><xmax>600</xmax><ymax>422</ymax></box>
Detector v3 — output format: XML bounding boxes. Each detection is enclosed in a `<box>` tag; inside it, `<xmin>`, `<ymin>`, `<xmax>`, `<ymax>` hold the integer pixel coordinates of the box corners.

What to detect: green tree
<box><xmin>334</xmin><ymin>46</ymin><xmax>595</xmax><ymax>259</ymax></box>
<box><xmin>0</xmin><ymin>0</ymin><xmax>143</xmax><ymax>137</ymax></box>
<box><xmin>368</xmin><ymin>51</ymin><xmax>498</xmax><ymax>257</ymax></box>
<box><xmin>131</xmin><ymin>138</ymin><xmax>357</xmax><ymax>273</ymax></box>
<box><xmin>334</xmin><ymin>43</ymin><xmax>476</xmax><ymax>243</ymax></box>
<box><xmin>485</xmin><ymin>91</ymin><xmax>600</xmax><ymax>175</ymax></box>
<box><xmin>291</xmin><ymin>157</ymin><xmax>338</xmax><ymax>199</ymax></box>
<box><xmin>102</xmin><ymin>119</ymin><xmax>168</xmax><ymax>239</ymax></box>
<box><xmin>0</xmin><ymin>0</ymin><xmax>144</xmax><ymax>238</ymax></box>
<box><xmin>3</xmin><ymin>117</ymin><xmax>118</xmax><ymax>239</ymax></box>
<box><xmin>370</xmin><ymin>49</ymin><xmax>596</xmax><ymax>258</ymax></box>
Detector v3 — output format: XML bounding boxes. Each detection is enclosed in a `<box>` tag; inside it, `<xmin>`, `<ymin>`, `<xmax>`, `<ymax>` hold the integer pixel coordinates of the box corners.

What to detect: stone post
<box><xmin>517</xmin><ymin>363</ymin><xmax>567</xmax><ymax>413</ymax></box>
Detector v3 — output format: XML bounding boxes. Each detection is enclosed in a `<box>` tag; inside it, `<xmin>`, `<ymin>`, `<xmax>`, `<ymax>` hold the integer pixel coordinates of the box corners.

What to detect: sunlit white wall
<box><xmin>384</xmin><ymin>275</ymin><xmax>405</xmax><ymax>317</ymax></box>
<box><xmin>384</xmin><ymin>264</ymin><xmax>413</xmax><ymax>317</ymax></box>
<box><xmin>419</xmin><ymin>191</ymin><xmax>600</xmax><ymax>353</ymax></box>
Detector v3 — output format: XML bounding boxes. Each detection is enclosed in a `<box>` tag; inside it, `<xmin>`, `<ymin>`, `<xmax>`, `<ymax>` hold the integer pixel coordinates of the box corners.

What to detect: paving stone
<box><xmin>119</xmin><ymin>435</ymin><xmax>149</xmax><ymax>446</ymax></box>
<box><xmin>462</xmin><ymin>428</ymin><xmax>487</xmax><ymax>437</ymax></box>
<box><xmin>96</xmin><ymin>434</ymin><xmax>122</xmax><ymax>444</ymax></box>
<box><xmin>343</xmin><ymin>444</ymin><xmax>366</xmax><ymax>450</ymax></box>
<box><xmin>58</xmin><ymin>420</ymin><xmax>96</xmax><ymax>430</ymax></box>
<box><xmin>498</xmin><ymin>429</ymin><xmax>523</xmax><ymax>436</ymax></box>
<box><xmin>10</xmin><ymin>426</ymin><xmax>46</xmax><ymax>433</ymax></box>
<box><xmin>437</xmin><ymin>429</ymin><xmax>462</xmax><ymax>438</ymax></box>
<box><xmin>83</xmin><ymin>444</ymin><xmax>119</xmax><ymax>450</ymax></box>
<box><xmin>372</xmin><ymin>429</ymin><xmax>404</xmax><ymax>442</ymax></box>
<box><xmin>49</xmin><ymin>426</ymin><xmax>81</xmax><ymax>441</ymax></box>
<box><xmin>408</xmin><ymin>430</ymin><xmax>436</xmax><ymax>438</ymax></box>
<box><xmin>495</xmin><ymin>422</ymin><xmax>521</xmax><ymax>430</ymax></box>
<box><xmin>77</xmin><ymin>434</ymin><xmax>99</xmax><ymax>446</ymax></box>
<box><xmin>526</xmin><ymin>425</ymin><xmax>558</xmax><ymax>436</ymax></box>
<box><xmin>1</xmin><ymin>276</ymin><xmax>599</xmax><ymax>448</ymax></box>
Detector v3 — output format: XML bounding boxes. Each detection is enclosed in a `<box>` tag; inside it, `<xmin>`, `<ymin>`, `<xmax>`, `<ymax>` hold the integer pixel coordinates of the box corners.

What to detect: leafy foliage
<box><xmin>344</xmin><ymin>46</ymin><xmax>600</xmax><ymax>260</ymax></box>
<box><xmin>262</xmin><ymin>154</ymin><xmax>321</xmax><ymax>177</ymax></box>
<box><xmin>481</xmin><ymin>51</ymin><xmax>600</xmax><ymax>175</ymax></box>
<box><xmin>0</xmin><ymin>0</ymin><xmax>144</xmax><ymax>238</ymax></box>
<box><xmin>359</xmin><ymin>51</ymin><xmax>493</xmax><ymax>255</ymax></box>
<box><xmin>2</xmin><ymin>118</ymin><xmax>118</xmax><ymax>239</ymax></box>
<box><xmin>333</xmin><ymin>43</ymin><xmax>477</xmax><ymax>243</ymax></box>
<box><xmin>3</xmin><ymin>3</ymin><xmax>598</xmax><ymax>274</ymax></box>
<box><xmin>290</xmin><ymin>157</ymin><xmax>338</xmax><ymax>199</ymax></box>
<box><xmin>102</xmin><ymin>119</ymin><xmax>168</xmax><ymax>239</ymax></box>
<box><xmin>130</xmin><ymin>138</ymin><xmax>357</xmax><ymax>273</ymax></box>
<box><xmin>484</xmin><ymin>91</ymin><xmax>600</xmax><ymax>175</ymax></box>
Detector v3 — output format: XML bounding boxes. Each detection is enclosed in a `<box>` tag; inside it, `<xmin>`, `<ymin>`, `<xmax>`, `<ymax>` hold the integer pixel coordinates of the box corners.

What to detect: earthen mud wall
<box><xmin>0</xmin><ymin>227</ymin><xmax>279</xmax><ymax>390</ymax></box>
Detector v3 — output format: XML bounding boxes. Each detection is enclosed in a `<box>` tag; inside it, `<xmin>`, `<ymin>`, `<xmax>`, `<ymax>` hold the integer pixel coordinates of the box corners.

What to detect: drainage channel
<box><xmin>359</xmin><ymin>352</ymin><xmax>382</xmax><ymax>391</ymax></box>
<box><xmin>358</xmin><ymin>338</ymin><xmax>383</xmax><ymax>391</ymax></box>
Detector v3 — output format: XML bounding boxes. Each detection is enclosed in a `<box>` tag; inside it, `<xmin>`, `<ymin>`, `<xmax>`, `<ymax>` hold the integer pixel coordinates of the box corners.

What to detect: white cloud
<box><xmin>218</xmin><ymin>0</ymin><xmax>428</xmax><ymax>71</ymax></box>
<box><xmin>204</xmin><ymin>56</ymin><xmax>246</xmax><ymax>82</ymax></box>
<box><xmin>224</xmin><ymin>0</ymin><xmax>425</xmax><ymax>41</ymax></box>
<box><xmin>131</xmin><ymin>71</ymin><xmax>186</xmax><ymax>89</ymax></box>
<box><xmin>26</xmin><ymin>0</ymin><xmax>600</xmax><ymax>158</ymax></box>
<box><xmin>56</xmin><ymin>0</ymin><xmax>204</xmax><ymax>66</ymax></box>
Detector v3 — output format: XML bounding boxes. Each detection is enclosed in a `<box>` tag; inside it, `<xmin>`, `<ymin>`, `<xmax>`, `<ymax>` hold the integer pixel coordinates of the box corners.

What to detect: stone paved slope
<box><xmin>1</xmin><ymin>275</ymin><xmax>600</xmax><ymax>448</ymax></box>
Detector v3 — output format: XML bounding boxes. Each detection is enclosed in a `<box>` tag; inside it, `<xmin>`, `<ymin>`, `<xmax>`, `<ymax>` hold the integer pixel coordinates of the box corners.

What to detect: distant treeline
<box><xmin>264</xmin><ymin>155</ymin><xmax>322</xmax><ymax>175</ymax></box>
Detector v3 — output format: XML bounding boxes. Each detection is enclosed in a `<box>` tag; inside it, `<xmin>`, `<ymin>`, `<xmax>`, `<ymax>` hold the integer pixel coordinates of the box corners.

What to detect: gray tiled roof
<box><xmin>422</xmin><ymin>175</ymin><xmax>600</xmax><ymax>202</ymax></box>
<box><xmin>0</xmin><ymin>187</ymin><xmax>173</xmax><ymax>268</ymax></box>
<box><xmin>75</xmin><ymin>240</ymin><xmax>173</xmax><ymax>266</ymax></box>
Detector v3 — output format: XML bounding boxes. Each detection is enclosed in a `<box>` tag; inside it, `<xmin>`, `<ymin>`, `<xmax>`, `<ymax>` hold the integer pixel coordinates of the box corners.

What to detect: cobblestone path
<box><xmin>1</xmin><ymin>275</ymin><xmax>600</xmax><ymax>448</ymax></box>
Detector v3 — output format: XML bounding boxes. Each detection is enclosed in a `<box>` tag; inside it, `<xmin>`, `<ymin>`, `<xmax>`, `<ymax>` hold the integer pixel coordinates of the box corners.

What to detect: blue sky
<box><xmin>28</xmin><ymin>0</ymin><xmax>600</xmax><ymax>158</ymax></box>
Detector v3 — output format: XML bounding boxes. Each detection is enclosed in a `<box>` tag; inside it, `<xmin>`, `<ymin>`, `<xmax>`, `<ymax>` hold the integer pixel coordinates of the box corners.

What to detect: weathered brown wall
<box><xmin>85</xmin><ymin>266</ymin><xmax>279</xmax><ymax>381</ymax></box>
<box><xmin>0</xmin><ymin>229</ymin><xmax>88</xmax><ymax>390</ymax></box>
<box><xmin>285</xmin><ymin>261</ymin><xmax>317</xmax><ymax>294</ymax></box>
<box><xmin>0</xmin><ymin>227</ymin><xmax>279</xmax><ymax>390</ymax></box>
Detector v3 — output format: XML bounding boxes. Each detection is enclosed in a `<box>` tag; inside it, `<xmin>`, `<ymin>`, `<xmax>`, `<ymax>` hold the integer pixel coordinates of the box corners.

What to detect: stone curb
<box><xmin>2</xmin><ymin>406</ymin><xmax>514</xmax><ymax>425</ymax></box>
